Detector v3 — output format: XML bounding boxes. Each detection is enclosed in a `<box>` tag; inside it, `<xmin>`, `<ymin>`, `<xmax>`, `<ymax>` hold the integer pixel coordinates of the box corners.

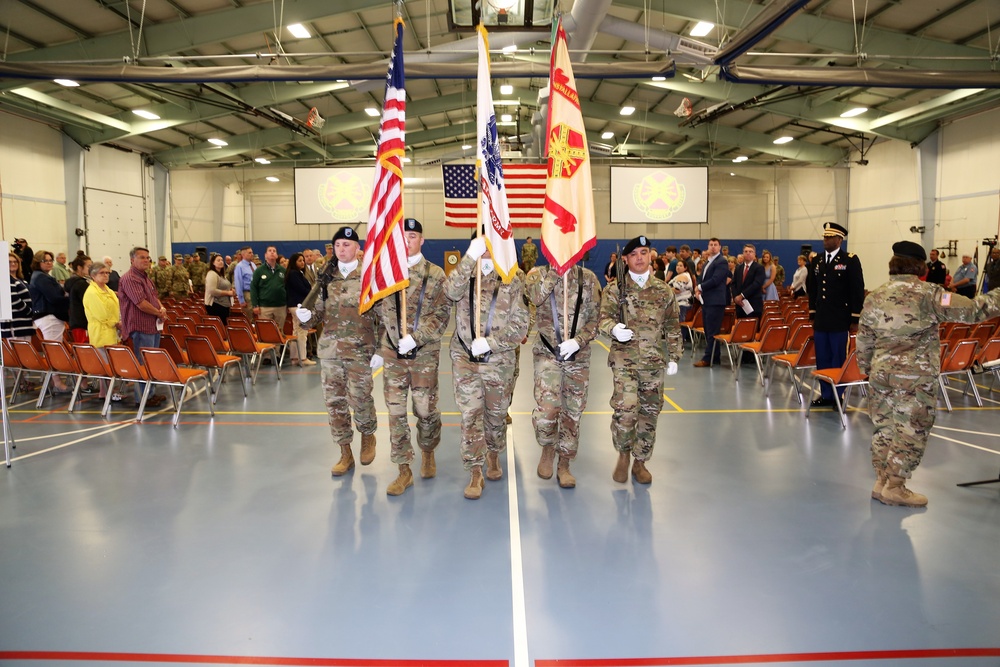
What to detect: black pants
<box><xmin>206</xmin><ymin>302</ymin><xmax>230</xmax><ymax>323</ymax></box>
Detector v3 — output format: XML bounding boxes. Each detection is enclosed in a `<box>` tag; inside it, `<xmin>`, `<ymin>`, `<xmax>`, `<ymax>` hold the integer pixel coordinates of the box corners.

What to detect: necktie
<box><xmin>827</xmin><ymin>253</ymin><xmax>835</xmax><ymax>264</ymax></box>
<box><xmin>743</xmin><ymin>264</ymin><xmax>749</xmax><ymax>281</ymax></box>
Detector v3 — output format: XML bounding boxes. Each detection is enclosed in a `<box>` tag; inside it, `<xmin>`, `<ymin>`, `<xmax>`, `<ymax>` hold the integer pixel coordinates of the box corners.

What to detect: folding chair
<box><xmin>973</xmin><ymin>337</ymin><xmax>1000</xmax><ymax>393</ymax></box>
<box><xmin>201</xmin><ymin>316</ymin><xmax>228</xmax><ymax>342</ymax></box>
<box><xmin>2</xmin><ymin>339</ymin><xmax>29</xmax><ymax>405</ymax></box>
<box><xmin>140</xmin><ymin>348</ymin><xmax>214</xmax><ymax>428</ymax></box>
<box><xmin>939</xmin><ymin>338</ymin><xmax>981</xmax><ymax>412</ymax></box>
<box><xmin>10</xmin><ymin>339</ymin><xmax>55</xmax><ymax>408</ymax></box>
<box><xmin>73</xmin><ymin>344</ymin><xmax>118</xmax><ymax>417</ymax></box>
<box><xmin>195</xmin><ymin>324</ymin><xmax>231</xmax><ymax>353</ymax></box>
<box><xmin>185</xmin><ymin>336</ymin><xmax>246</xmax><ymax>403</ymax></box>
<box><xmin>39</xmin><ymin>341</ymin><xmax>88</xmax><ymax>412</ymax></box>
<box><xmin>255</xmin><ymin>319</ymin><xmax>296</xmax><ymax>367</ymax></box>
<box><xmin>806</xmin><ymin>349</ymin><xmax>869</xmax><ymax>428</ymax></box>
<box><xmin>769</xmin><ymin>335</ymin><xmax>816</xmax><ymax>402</ymax></box>
<box><xmin>738</xmin><ymin>323</ymin><xmax>789</xmax><ymax>386</ymax></box>
<box><xmin>227</xmin><ymin>326</ymin><xmax>280</xmax><ymax>384</ymax></box>
<box><xmin>105</xmin><ymin>345</ymin><xmax>153</xmax><ymax>420</ymax></box>
<box><xmin>682</xmin><ymin>309</ymin><xmax>704</xmax><ymax>357</ymax></box>
<box><xmin>713</xmin><ymin>317</ymin><xmax>757</xmax><ymax>372</ymax></box>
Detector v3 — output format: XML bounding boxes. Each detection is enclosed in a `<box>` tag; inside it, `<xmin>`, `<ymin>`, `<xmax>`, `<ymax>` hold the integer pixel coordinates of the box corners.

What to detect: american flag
<box><xmin>360</xmin><ymin>18</ymin><xmax>408</xmax><ymax>314</ymax></box>
<box><xmin>443</xmin><ymin>163</ymin><xmax>547</xmax><ymax>228</ymax></box>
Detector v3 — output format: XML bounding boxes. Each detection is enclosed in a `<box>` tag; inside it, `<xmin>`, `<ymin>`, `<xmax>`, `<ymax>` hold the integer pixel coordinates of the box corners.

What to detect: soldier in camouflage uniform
<box><xmin>520</xmin><ymin>236</ymin><xmax>538</xmax><ymax>272</ymax></box>
<box><xmin>169</xmin><ymin>254</ymin><xmax>192</xmax><ymax>299</ymax></box>
<box><xmin>598</xmin><ymin>235</ymin><xmax>682</xmax><ymax>485</ymax></box>
<box><xmin>857</xmin><ymin>241</ymin><xmax>1000</xmax><ymax>508</ymax></box>
<box><xmin>525</xmin><ymin>263</ymin><xmax>601</xmax><ymax>488</ymax></box>
<box><xmin>152</xmin><ymin>255</ymin><xmax>171</xmax><ymax>299</ymax></box>
<box><xmin>188</xmin><ymin>254</ymin><xmax>207</xmax><ymax>294</ymax></box>
<box><xmin>296</xmin><ymin>226</ymin><xmax>379</xmax><ymax>477</ymax></box>
<box><xmin>374</xmin><ymin>219</ymin><xmax>451</xmax><ymax>496</ymax></box>
<box><xmin>445</xmin><ymin>233</ymin><xmax>529</xmax><ymax>499</ymax></box>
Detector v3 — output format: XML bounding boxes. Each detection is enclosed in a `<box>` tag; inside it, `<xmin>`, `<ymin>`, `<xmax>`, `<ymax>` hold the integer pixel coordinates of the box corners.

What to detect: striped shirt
<box><xmin>118</xmin><ymin>265</ymin><xmax>161</xmax><ymax>340</ymax></box>
<box><xmin>1</xmin><ymin>276</ymin><xmax>35</xmax><ymax>338</ymax></box>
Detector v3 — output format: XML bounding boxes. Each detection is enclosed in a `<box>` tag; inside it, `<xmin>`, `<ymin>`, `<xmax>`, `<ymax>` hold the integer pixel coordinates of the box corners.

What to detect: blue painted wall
<box><xmin>173</xmin><ymin>237</ymin><xmax>831</xmax><ymax>289</ymax></box>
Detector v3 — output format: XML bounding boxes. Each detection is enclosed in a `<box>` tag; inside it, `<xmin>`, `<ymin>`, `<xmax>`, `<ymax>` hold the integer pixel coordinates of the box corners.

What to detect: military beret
<box><xmin>622</xmin><ymin>235</ymin><xmax>651</xmax><ymax>256</ymax></box>
<box><xmin>892</xmin><ymin>240</ymin><xmax>926</xmax><ymax>262</ymax></box>
<box><xmin>822</xmin><ymin>222</ymin><xmax>848</xmax><ymax>238</ymax></box>
<box><xmin>332</xmin><ymin>226</ymin><xmax>359</xmax><ymax>243</ymax></box>
<box><xmin>158</xmin><ymin>255</ymin><xmax>167</xmax><ymax>261</ymax></box>
<box><xmin>173</xmin><ymin>253</ymin><xmax>183</xmax><ymax>260</ymax></box>
<box><xmin>403</xmin><ymin>218</ymin><xmax>423</xmax><ymax>234</ymax></box>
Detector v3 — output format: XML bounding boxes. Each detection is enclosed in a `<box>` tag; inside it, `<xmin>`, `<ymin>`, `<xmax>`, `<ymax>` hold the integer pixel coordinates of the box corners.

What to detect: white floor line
<box><xmin>505</xmin><ymin>425</ymin><xmax>529</xmax><ymax>667</ymax></box>
<box><xmin>930</xmin><ymin>432</ymin><xmax>1000</xmax><ymax>455</ymax></box>
<box><xmin>933</xmin><ymin>425</ymin><xmax>1000</xmax><ymax>438</ymax></box>
<box><xmin>9</xmin><ymin>422</ymin><xmax>137</xmax><ymax>462</ymax></box>
<box><xmin>1</xmin><ymin>420</ymin><xmax>134</xmax><ymax>445</ymax></box>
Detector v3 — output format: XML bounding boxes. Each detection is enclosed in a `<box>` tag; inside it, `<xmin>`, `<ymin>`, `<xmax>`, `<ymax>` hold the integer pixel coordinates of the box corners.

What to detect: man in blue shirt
<box><xmin>950</xmin><ymin>254</ymin><xmax>977</xmax><ymax>299</ymax></box>
<box><xmin>233</xmin><ymin>246</ymin><xmax>256</xmax><ymax>318</ymax></box>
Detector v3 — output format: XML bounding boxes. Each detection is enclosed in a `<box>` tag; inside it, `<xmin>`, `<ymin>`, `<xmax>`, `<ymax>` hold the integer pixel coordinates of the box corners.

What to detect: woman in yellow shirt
<box><xmin>83</xmin><ymin>262</ymin><xmax>120</xmax><ymax>399</ymax></box>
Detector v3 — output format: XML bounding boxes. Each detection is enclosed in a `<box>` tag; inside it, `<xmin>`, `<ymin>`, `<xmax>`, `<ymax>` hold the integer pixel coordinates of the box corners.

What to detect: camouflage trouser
<box><xmin>321</xmin><ymin>357</ymin><xmax>377</xmax><ymax>448</ymax></box>
<box><xmin>868</xmin><ymin>373</ymin><xmax>936</xmax><ymax>478</ymax></box>
<box><xmin>382</xmin><ymin>348</ymin><xmax>442</xmax><ymax>465</ymax></box>
<box><xmin>451</xmin><ymin>350</ymin><xmax>515</xmax><ymax>470</ymax></box>
<box><xmin>532</xmin><ymin>350</ymin><xmax>591</xmax><ymax>458</ymax></box>
<box><xmin>610</xmin><ymin>366</ymin><xmax>664</xmax><ymax>461</ymax></box>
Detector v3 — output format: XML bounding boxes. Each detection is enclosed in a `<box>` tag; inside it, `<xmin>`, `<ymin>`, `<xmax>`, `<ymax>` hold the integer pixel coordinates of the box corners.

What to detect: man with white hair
<box><xmin>103</xmin><ymin>255</ymin><xmax>121</xmax><ymax>291</ymax></box>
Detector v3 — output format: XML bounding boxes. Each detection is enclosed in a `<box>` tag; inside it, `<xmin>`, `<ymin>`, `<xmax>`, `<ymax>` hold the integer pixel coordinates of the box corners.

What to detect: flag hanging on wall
<box><xmin>360</xmin><ymin>17</ymin><xmax>408</xmax><ymax>314</ymax></box>
<box><xmin>476</xmin><ymin>24</ymin><xmax>518</xmax><ymax>283</ymax></box>
<box><xmin>541</xmin><ymin>17</ymin><xmax>597</xmax><ymax>275</ymax></box>
<box><xmin>443</xmin><ymin>163</ymin><xmax>547</xmax><ymax>228</ymax></box>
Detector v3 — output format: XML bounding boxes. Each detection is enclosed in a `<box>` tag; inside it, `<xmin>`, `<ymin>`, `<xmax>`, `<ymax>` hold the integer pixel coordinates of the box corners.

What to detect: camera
<box><xmin>12</xmin><ymin>241</ymin><xmax>23</xmax><ymax>253</ymax></box>
<box><xmin>982</xmin><ymin>237</ymin><xmax>997</xmax><ymax>248</ymax></box>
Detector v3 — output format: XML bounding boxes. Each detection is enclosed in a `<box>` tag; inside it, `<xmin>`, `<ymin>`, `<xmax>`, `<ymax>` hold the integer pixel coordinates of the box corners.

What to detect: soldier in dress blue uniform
<box><xmin>806</xmin><ymin>222</ymin><xmax>866</xmax><ymax>407</ymax></box>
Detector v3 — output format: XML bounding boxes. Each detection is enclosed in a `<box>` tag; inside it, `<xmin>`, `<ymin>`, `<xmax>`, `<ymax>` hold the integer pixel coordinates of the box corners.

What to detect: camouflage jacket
<box><xmin>525</xmin><ymin>265</ymin><xmax>601</xmax><ymax>360</ymax></box>
<box><xmin>152</xmin><ymin>265</ymin><xmax>171</xmax><ymax>295</ymax></box>
<box><xmin>188</xmin><ymin>261</ymin><xmax>208</xmax><ymax>288</ymax></box>
<box><xmin>599</xmin><ymin>272</ymin><xmax>682</xmax><ymax>369</ymax></box>
<box><xmin>303</xmin><ymin>265</ymin><xmax>377</xmax><ymax>362</ymax></box>
<box><xmin>444</xmin><ymin>255</ymin><xmax>529</xmax><ymax>358</ymax></box>
<box><xmin>169</xmin><ymin>265</ymin><xmax>190</xmax><ymax>295</ymax></box>
<box><xmin>521</xmin><ymin>241</ymin><xmax>538</xmax><ymax>264</ymax></box>
<box><xmin>375</xmin><ymin>257</ymin><xmax>451</xmax><ymax>355</ymax></box>
<box><xmin>857</xmin><ymin>275</ymin><xmax>1000</xmax><ymax>379</ymax></box>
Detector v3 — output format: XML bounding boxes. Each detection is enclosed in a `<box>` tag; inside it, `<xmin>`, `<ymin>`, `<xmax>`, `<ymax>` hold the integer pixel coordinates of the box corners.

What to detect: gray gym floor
<box><xmin>2</xmin><ymin>334</ymin><xmax>999</xmax><ymax>667</ymax></box>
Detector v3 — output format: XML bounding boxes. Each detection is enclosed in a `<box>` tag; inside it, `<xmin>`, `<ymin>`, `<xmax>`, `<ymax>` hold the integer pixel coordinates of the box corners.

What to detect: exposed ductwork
<box><xmin>722</xmin><ymin>65</ymin><xmax>1000</xmax><ymax>89</ymax></box>
<box><xmin>597</xmin><ymin>14</ymin><xmax>714</xmax><ymax>66</ymax></box>
<box><xmin>713</xmin><ymin>0</ymin><xmax>812</xmax><ymax>66</ymax></box>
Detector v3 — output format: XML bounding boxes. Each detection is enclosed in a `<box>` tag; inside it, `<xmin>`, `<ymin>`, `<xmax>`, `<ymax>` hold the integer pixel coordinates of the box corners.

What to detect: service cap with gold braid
<box><xmin>822</xmin><ymin>222</ymin><xmax>848</xmax><ymax>238</ymax></box>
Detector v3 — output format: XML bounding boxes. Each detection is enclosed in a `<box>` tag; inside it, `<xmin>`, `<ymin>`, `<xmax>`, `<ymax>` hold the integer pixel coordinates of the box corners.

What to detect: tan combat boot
<box><xmin>556</xmin><ymin>456</ymin><xmax>576</xmax><ymax>489</ymax></box>
<box><xmin>420</xmin><ymin>450</ymin><xmax>436</xmax><ymax>479</ymax></box>
<box><xmin>464</xmin><ymin>466</ymin><xmax>485</xmax><ymax>499</ymax></box>
<box><xmin>612</xmin><ymin>451</ymin><xmax>630</xmax><ymax>483</ymax></box>
<box><xmin>879</xmin><ymin>475</ymin><xmax>928</xmax><ymax>507</ymax></box>
<box><xmin>386</xmin><ymin>464</ymin><xmax>414</xmax><ymax>496</ymax></box>
<box><xmin>631</xmin><ymin>459</ymin><xmax>652</xmax><ymax>484</ymax></box>
<box><xmin>871</xmin><ymin>470</ymin><xmax>888</xmax><ymax>500</ymax></box>
<box><xmin>486</xmin><ymin>450</ymin><xmax>503</xmax><ymax>481</ymax></box>
<box><xmin>360</xmin><ymin>432</ymin><xmax>376</xmax><ymax>465</ymax></box>
<box><xmin>331</xmin><ymin>445</ymin><xmax>355</xmax><ymax>476</ymax></box>
<box><xmin>537</xmin><ymin>445</ymin><xmax>556</xmax><ymax>479</ymax></box>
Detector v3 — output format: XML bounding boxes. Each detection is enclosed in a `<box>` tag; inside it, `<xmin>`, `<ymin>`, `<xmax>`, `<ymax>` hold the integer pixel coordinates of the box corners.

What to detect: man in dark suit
<box><xmin>693</xmin><ymin>237</ymin><xmax>731</xmax><ymax>367</ymax></box>
<box><xmin>807</xmin><ymin>222</ymin><xmax>865</xmax><ymax>407</ymax></box>
<box><xmin>731</xmin><ymin>243</ymin><xmax>765</xmax><ymax>319</ymax></box>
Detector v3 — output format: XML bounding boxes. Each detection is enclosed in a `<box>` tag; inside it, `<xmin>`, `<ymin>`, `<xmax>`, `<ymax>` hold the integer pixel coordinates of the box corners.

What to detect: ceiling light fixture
<box><xmin>689</xmin><ymin>21</ymin><xmax>714</xmax><ymax>37</ymax></box>
<box><xmin>53</xmin><ymin>79</ymin><xmax>79</xmax><ymax>87</ymax></box>
<box><xmin>620</xmin><ymin>106</ymin><xmax>635</xmax><ymax>116</ymax></box>
<box><xmin>839</xmin><ymin>107</ymin><xmax>868</xmax><ymax>118</ymax></box>
<box><xmin>255</xmin><ymin>157</ymin><xmax>271</xmax><ymax>164</ymax></box>
<box><xmin>651</xmin><ymin>76</ymin><xmax>666</xmax><ymax>82</ymax></box>
<box><xmin>287</xmin><ymin>23</ymin><xmax>310</xmax><ymax>39</ymax></box>
<box><xmin>732</xmin><ymin>156</ymin><xmax>748</xmax><ymax>162</ymax></box>
<box><xmin>266</xmin><ymin>176</ymin><xmax>280</xmax><ymax>182</ymax></box>
<box><xmin>502</xmin><ymin>44</ymin><xmax>518</xmax><ymax>54</ymax></box>
<box><xmin>772</xmin><ymin>136</ymin><xmax>793</xmax><ymax>145</ymax></box>
<box><xmin>462</xmin><ymin>144</ymin><xmax>473</xmax><ymax>150</ymax></box>
<box><xmin>601</xmin><ymin>131</ymin><xmax>615</xmax><ymax>140</ymax></box>
<box><xmin>501</xmin><ymin>113</ymin><xmax>513</xmax><ymax>122</ymax></box>
<box><xmin>364</xmin><ymin>107</ymin><xmax>380</xmax><ymax>117</ymax></box>
<box><xmin>132</xmin><ymin>109</ymin><xmax>160</xmax><ymax>120</ymax></box>
<box><xmin>500</xmin><ymin>84</ymin><xmax>513</xmax><ymax>95</ymax></box>
<box><xmin>207</xmin><ymin>138</ymin><xmax>228</xmax><ymax>146</ymax></box>
<box><xmin>402</xmin><ymin>157</ymin><xmax>411</xmax><ymax>163</ymax></box>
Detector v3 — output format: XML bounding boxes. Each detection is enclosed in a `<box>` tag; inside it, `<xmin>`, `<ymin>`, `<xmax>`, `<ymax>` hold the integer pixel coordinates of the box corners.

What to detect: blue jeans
<box><xmin>131</xmin><ymin>331</ymin><xmax>161</xmax><ymax>402</ymax></box>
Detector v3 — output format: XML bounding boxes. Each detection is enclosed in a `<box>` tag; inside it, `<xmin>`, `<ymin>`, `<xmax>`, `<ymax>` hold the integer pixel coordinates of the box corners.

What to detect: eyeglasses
<box><xmin>41</xmin><ymin>258</ymin><xmax>54</xmax><ymax>263</ymax></box>
<box><xmin>96</xmin><ymin>271</ymin><xmax>111</xmax><ymax>276</ymax></box>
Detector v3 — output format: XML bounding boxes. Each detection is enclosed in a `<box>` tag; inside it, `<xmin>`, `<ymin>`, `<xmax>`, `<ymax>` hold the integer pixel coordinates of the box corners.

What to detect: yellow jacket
<box><xmin>83</xmin><ymin>283</ymin><xmax>120</xmax><ymax>347</ymax></box>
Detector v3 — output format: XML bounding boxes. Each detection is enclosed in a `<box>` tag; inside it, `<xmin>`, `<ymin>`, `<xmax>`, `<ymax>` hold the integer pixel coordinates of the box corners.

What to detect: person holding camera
<box><xmin>12</xmin><ymin>238</ymin><xmax>33</xmax><ymax>271</ymax></box>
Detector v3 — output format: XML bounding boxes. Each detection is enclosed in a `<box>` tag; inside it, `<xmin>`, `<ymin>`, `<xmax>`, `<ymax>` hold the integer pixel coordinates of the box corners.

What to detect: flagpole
<box><xmin>475</xmin><ymin>165</ymin><xmax>483</xmax><ymax>339</ymax></box>
<box><xmin>400</xmin><ymin>289</ymin><xmax>408</xmax><ymax>335</ymax></box>
<box><xmin>563</xmin><ymin>275</ymin><xmax>568</xmax><ymax>343</ymax></box>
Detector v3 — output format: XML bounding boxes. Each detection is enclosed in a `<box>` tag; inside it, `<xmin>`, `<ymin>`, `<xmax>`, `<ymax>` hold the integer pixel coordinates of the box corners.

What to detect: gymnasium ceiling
<box><xmin>1</xmin><ymin>0</ymin><xmax>999</xmax><ymax>175</ymax></box>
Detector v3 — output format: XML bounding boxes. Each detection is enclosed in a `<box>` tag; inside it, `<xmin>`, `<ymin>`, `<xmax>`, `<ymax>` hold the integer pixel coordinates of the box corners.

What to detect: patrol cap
<box><xmin>332</xmin><ymin>226</ymin><xmax>359</xmax><ymax>244</ymax></box>
<box><xmin>622</xmin><ymin>235</ymin><xmax>651</xmax><ymax>256</ymax></box>
<box><xmin>403</xmin><ymin>218</ymin><xmax>423</xmax><ymax>234</ymax></box>
<box><xmin>822</xmin><ymin>222</ymin><xmax>848</xmax><ymax>238</ymax></box>
<box><xmin>173</xmin><ymin>253</ymin><xmax>183</xmax><ymax>260</ymax></box>
<box><xmin>892</xmin><ymin>240</ymin><xmax>926</xmax><ymax>262</ymax></box>
<box><xmin>158</xmin><ymin>255</ymin><xmax>167</xmax><ymax>261</ymax></box>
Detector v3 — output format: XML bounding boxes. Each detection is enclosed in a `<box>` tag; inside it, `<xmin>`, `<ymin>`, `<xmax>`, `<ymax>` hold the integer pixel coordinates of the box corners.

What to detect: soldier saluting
<box><xmin>373</xmin><ymin>218</ymin><xmax>451</xmax><ymax>496</ymax></box>
<box><xmin>525</xmin><ymin>262</ymin><xmax>601</xmax><ymax>488</ymax></box>
<box><xmin>444</xmin><ymin>229</ymin><xmax>529</xmax><ymax>500</ymax></box>
<box><xmin>598</xmin><ymin>235</ymin><xmax>681</xmax><ymax>485</ymax></box>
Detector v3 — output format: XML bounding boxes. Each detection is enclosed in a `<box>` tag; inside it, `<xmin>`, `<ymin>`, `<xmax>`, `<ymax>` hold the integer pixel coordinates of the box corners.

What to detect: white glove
<box><xmin>471</xmin><ymin>337</ymin><xmax>491</xmax><ymax>356</ymax></box>
<box><xmin>558</xmin><ymin>338</ymin><xmax>580</xmax><ymax>359</ymax></box>
<box><xmin>666</xmin><ymin>361</ymin><xmax>678</xmax><ymax>376</ymax></box>
<box><xmin>295</xmin><ymin>304</ymin><xmax>311</xmax><ymax>323</ymax></box>
<box><xmin>467</xmin><ymin>236</ymin><xmax>487</xmax><ymax>261</ymax></box>
<box><xmin>369</xmin><ymin>354</ymin><xmax>384</xmax><ymax>370</ymax></box>
<box><xmin>397</xmin><ymin>335</ymin><xmax>417</xmax><ymax>355</ymax></box>
<box><xmin>611</xmin><ymin>323</ymin><xmax>634</xmax><ymax>342</ymax></box>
